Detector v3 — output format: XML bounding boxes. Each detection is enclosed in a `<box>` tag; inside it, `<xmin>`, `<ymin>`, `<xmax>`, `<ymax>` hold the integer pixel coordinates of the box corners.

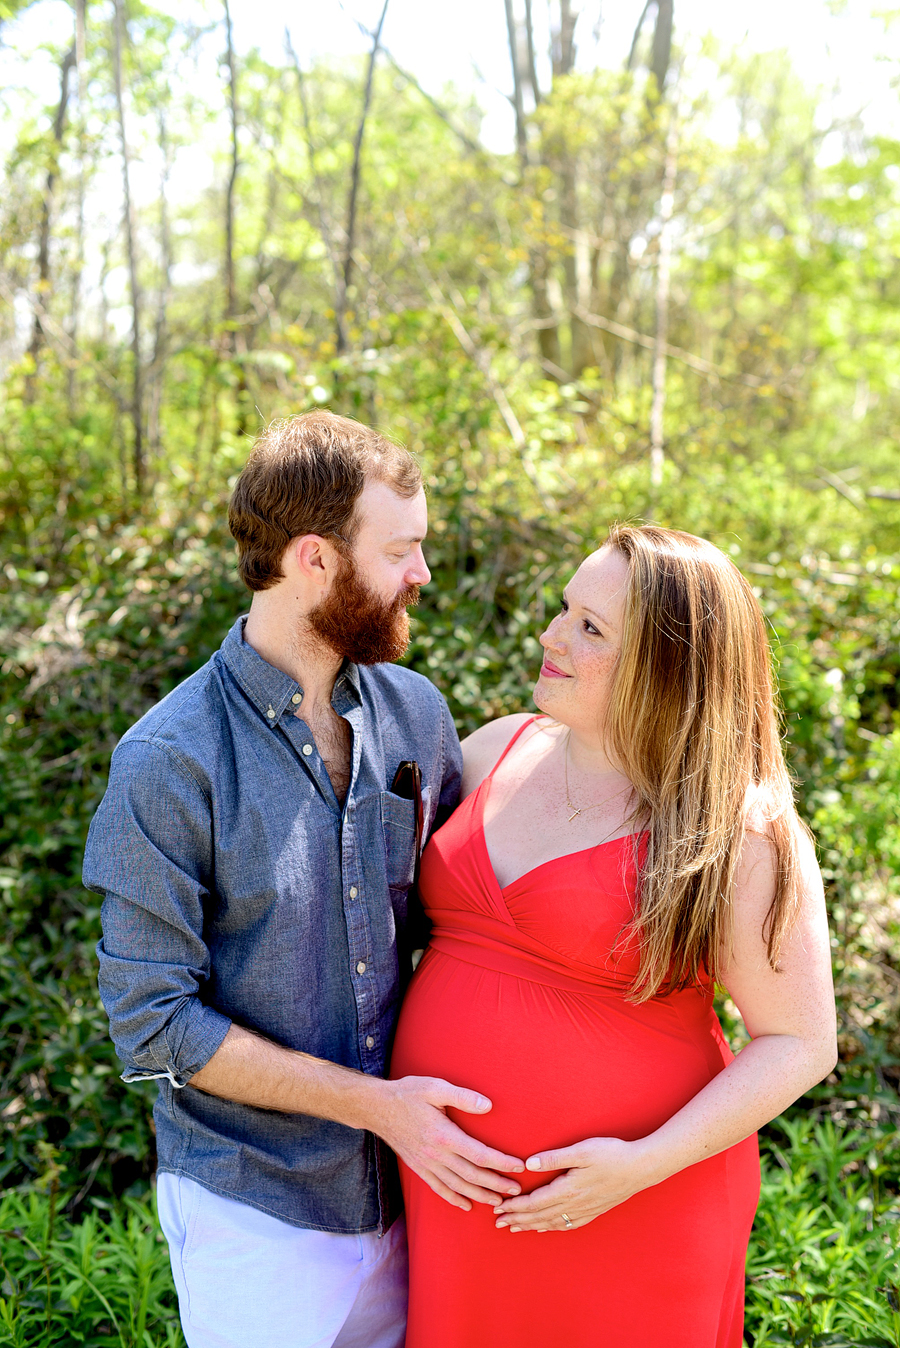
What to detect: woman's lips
<box><xmin>540</xmin><ymin>658</ymin><xmax>571</xmax><ymax>678</ymax></box>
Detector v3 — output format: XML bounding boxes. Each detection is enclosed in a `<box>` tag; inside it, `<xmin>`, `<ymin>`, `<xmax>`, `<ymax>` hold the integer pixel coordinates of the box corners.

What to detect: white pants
<box><xmin>156</xmin><ymin>1172</ymin><xmax>408</xmax><ymax>1348</ymax></box>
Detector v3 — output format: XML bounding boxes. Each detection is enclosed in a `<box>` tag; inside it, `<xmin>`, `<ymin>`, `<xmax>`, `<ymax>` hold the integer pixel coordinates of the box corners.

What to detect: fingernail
<box><xmin>506</xmin><ymin>1186</ymin><xmax>520</xmax><ymax>1196</ymax></box>
<box><xmin>476</xmin><ymin>1096</ymin><xmax>490</xmax><ymax>1109</ymax></box>
<box><xmin>509</xmin><ymin>1226</ymin><xmax>521</xmax><ymax>1233</ymax></box>
<box><xmin>496</xmin><ymin>1220</ymin><xmax>508</xmax><ymax>1229</ymax></box>
<box><xmin>526</xmin><ymin>1157</ymin><xmax>541</xmax><ymax>1171</ymax></box>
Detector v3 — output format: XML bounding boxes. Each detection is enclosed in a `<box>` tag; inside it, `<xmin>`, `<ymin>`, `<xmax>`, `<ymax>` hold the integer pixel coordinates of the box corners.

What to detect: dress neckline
<box><xmin>481</xmin><ymin>809</ymin><xmax>644</xmax><ymax>895</ymax></box>
<box><xmin>471</xmin><ymin>722</ymin><xmax>646</xmax><ymax>889</ymax></box>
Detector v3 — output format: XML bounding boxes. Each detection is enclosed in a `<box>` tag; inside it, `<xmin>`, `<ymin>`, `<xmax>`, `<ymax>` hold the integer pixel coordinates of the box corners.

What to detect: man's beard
<box><xmin>307</xmin><ymin>552</ymin><xmax>420</xmax><ymax>665</ymax></box>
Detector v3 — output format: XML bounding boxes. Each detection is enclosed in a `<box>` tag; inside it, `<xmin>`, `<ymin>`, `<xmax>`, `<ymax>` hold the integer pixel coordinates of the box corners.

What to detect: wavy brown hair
<box><xmin>604</xmin><ymin>524</ymin><xmax>806</xmax><ymax>1001</ymax></box>
<box><xmin>229</xmin><ymin>411</ymin><xmax>421</xmax><ymax>591</ymax></box>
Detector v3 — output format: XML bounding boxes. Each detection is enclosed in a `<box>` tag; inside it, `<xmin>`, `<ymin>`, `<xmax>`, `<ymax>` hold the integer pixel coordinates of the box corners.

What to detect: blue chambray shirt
<box><xmin>83</xmin><ymin>616</ymin><xmax>462</xmax><ymax>1234</ymax></box>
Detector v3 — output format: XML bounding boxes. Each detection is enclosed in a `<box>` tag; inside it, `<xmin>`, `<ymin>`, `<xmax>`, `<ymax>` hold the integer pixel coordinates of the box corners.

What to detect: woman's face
<box><xmin>533</xmin><ymin>546</ymin><xmax>631</xmax><ymax>735</ymax></box>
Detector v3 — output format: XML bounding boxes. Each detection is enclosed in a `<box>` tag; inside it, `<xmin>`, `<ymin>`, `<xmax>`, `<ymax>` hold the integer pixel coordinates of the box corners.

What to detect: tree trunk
<box><xmin>552</xmin><ymin>2</ymin><xmax>592</xmax><ymax>374</ymax></box>
<box><xmin>523</xmin><ymin>0</ymin><xmax>541</xmax><ymax>104</ymax></box>
<box><xmin>627</xmin><ymin>0</ymin><xmax>672</xmax><ymax>97</ymax></box>
<box><xmin>651</xmin><ymin>0</ymin><xmax>674</xmax><ymax>99</ymax></box>
<box><xmin>506</xmin><ymin>0</ymin><xmax>561</xmax><ymax>374</ymax></box>
<box><xmin>285</xmin><ymin>28</ymin><xmax>340</xmax><ymax>285</ymax></box>
<box><xmin>112</xmin><ymin>0</ymin><xmax>144</xmax><ymax>494</ymax></box>
<box><xmin>552</xmin><ymin>0</ymin><xmax>579</xmax><ymax>79</ymax></box>
<box><xmin>504</xmin><ymin>0</ymin><xmax>527</xmax><ymax>162</ymax></box>
<box><xmin>148</xmin><ymin>104</ymin><xmax>173</xmax><ymax>460</ymax></box>
<box><xmin>68</xmin><ymin>0</ymin><xmax>87</xmax><ymax>416</ymax></box>
<box><xmin>26</xmin><ymin>41</ymin><xmax>76</xmax><ymax>392</ymax></box>
<box><xmin>607</xmin><ymin>0</ymin><xmax>676</xmax><ymax>376</ymax></box>
<box><xmin>223</xmin><ymin>0</ymin><xmax>238</xmax><ymax>347</ymax></box>
<box><xmin>222</xmin><ymin>0</ymin><xmax>250</xmax><ymax>431</ymax></box>
<box><xmin>335</xmin><ymin>0</ymin><xmax>389</xmax><ymax>358</ymax></box>
<box><xmin>649</xmin><ymin>110</ymin><xmax>678</xmax><ymax>488</ymax></box>
<box><xmin>627</xmin><ymin>0</ymin><xmax>653</xmax><ymax>71</ymax></box>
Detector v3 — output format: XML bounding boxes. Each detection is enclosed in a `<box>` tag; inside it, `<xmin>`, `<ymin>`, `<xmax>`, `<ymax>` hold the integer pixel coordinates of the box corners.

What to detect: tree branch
<box><xmin>571</xmin><ymin>304</ymin><xmax>790</xmax><ymax>393</ymax></box>
<box><xmin>343</xmin><ymin>8</ymin><xmax>483</xmax><ymax>155</ymax></box>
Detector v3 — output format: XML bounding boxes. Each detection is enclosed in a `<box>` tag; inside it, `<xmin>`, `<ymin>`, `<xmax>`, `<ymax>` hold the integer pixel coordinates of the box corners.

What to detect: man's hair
<box><xmin>228</xmin><ymin>411</ymin><xmax>423</xmax><ymax>591</ymax></box>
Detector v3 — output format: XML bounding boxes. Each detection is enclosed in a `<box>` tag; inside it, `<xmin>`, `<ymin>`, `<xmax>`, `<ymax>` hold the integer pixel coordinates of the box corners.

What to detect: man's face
<box><xmin>308</xmin><ymin>481</ymin><xmax>430</xmax><ymax>665</ymax></box>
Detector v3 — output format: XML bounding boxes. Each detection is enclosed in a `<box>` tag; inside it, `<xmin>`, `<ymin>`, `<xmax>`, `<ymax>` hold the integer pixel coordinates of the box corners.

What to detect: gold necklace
<box><xmin>563</xmin><ymin>731</ymin><xmax>632</xmax><ymax>824</ymax></box>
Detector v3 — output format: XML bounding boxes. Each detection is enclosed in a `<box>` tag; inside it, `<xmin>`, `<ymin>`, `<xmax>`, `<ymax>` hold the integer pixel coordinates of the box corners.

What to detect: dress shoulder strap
<box><xmin>486</xmin><ymin>714</ymin><xmax>541</xmax><ymax>782</ymax></box>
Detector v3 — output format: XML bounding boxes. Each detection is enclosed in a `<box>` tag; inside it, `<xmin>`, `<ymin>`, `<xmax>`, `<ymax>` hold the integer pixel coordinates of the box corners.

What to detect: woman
<box><xmin>390</xmin><ymin>525</ymin><xmax>837</xmax><ymax>1348</ymax></box>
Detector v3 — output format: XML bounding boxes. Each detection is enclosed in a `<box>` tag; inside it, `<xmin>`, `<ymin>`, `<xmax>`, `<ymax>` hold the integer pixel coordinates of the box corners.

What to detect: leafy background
<box><xmin>1</xmin><ymin>0</ymin><xmax>899</xmax><ymax>1342</ymax></box>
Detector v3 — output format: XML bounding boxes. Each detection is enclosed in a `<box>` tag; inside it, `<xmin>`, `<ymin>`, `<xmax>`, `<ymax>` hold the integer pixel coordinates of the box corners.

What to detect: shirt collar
<box><xmin>220</xmin><ymin>616</ymin><xmax>361</xmax><ymax>722</ymax></box>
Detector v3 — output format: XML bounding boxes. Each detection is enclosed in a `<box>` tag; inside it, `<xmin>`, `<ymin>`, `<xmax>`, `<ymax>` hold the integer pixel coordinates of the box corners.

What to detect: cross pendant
<box><xmin>567</xmin><ymin>808</ymin><xmax>582</xmax><ymax>822</ymax></box>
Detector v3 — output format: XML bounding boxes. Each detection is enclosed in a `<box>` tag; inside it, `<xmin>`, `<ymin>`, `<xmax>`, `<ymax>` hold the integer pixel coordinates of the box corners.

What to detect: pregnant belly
<box><xmin>390</xmin><ymin>947</ymin><xmax>731</xmax><ymax>1174</ymax></box>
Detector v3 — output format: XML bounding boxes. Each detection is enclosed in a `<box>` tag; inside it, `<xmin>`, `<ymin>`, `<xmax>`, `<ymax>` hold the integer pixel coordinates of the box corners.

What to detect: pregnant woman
<box><xmin>390</xmin><ymin>524</ymin><xmax>837</xmax><ymax>1348</ymax></box>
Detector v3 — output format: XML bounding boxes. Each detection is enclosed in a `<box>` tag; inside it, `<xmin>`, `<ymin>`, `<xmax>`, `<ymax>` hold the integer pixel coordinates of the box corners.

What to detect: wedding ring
<box><xmin>561</xmin><ymin>1212</ymin><xmax>573</xmax><ymax>1229</ymax></box>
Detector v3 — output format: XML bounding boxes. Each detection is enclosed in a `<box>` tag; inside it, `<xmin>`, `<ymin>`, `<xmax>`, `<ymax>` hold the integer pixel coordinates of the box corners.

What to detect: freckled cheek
<box><xmin>572</xmin><ymin>650</ymin><xmax>617</xmax><ymax>687</ymax></box>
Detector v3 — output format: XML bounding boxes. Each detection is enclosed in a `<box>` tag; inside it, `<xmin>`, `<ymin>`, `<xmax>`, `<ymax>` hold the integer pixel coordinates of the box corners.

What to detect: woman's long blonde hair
<box><xmin>604</xmin><ymin>524</ymin><xmax>806</xmax><ymax>1001</ymax></box>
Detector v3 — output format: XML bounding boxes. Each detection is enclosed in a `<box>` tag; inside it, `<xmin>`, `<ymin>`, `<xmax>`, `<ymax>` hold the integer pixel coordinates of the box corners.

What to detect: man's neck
<box><xmin>244</xmin><ymin>596</ymin><xmax>343</xmax><ymax>714</ymax></box>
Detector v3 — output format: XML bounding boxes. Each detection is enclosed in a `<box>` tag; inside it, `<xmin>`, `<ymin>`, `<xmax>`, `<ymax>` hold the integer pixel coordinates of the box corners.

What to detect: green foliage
<box><xmin>0</xmin><ymin>1188</ymin><xmax>183</xmax><ymax>1348</ymax></box>
<box><xmin>1</xmin><ymin>5</ymin><xmax>900</xmax><ymax>1340</ymax></box>
<box><xmin>746</xmin><ymin>1115</ymin><xmax>900</xmax><ymax>1346</ymax></box>
<box><xmin>0</xmin><ymin>1117</ymin><xmax>896</xmax><ymax>1348</ymax></box>
<box><xmin>0</xmin><ymin>514</ymin><xmax>244</xmax><ymax>1196</ymax></box>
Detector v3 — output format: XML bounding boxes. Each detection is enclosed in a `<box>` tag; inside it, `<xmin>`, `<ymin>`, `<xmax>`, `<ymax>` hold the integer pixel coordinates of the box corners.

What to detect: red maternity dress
<box><xmin>390</xmin><ymin>718</ymin><xmax>760</xmax><ymax>1348</ymax></box>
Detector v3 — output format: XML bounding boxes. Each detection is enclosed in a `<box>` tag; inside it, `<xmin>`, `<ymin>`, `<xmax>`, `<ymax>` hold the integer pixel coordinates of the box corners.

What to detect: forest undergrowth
<box><xmin>2</xmin><ymin>0</ymin><xmax>900</xmax><ymax>1341</ymax></box>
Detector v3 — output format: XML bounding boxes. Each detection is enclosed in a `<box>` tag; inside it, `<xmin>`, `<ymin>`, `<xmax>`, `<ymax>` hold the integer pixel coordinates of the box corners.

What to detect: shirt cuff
<box><xmin>120</xmin><ymin>1002</ymin><xmax>232</xmax><ymax>1089</ymax></box>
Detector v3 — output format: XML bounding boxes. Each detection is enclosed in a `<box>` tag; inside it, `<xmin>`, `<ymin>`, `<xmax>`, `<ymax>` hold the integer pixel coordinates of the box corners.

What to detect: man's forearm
<box><xmin>187</xmin><ymin>1024</ymin><xmax>390</xmax><ymax>1131</ymax></box>
<box><xmin>188</xmin><ymin>1023</ymin><xmax>526</xmax><ymax>1209</ymax></box>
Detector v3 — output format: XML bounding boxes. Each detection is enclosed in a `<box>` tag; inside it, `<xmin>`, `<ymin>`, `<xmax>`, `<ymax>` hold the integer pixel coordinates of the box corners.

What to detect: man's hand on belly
<box><xmin>187</xmin><ymin>1025</ymin><xmax>524</xmax><ymax>1211</ymax></box>
<box><xmin>370</xmin><ymin>1076</ymin><xmax>526</xmax><ymax>1212</ymax></box>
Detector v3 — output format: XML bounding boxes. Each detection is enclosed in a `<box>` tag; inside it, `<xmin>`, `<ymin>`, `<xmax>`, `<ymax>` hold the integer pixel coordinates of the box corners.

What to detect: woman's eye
<box><xmin>583</xmin><ymin>620</ymin><xmax>600</xmax><ymax>635</ymax></box>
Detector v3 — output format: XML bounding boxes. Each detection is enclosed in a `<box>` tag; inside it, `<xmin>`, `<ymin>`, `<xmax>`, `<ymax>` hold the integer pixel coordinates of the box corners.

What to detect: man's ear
<box><xmin>286</xmin><ymin>535</ymin><xmax>336</xmax><ymax>588</ymax></box>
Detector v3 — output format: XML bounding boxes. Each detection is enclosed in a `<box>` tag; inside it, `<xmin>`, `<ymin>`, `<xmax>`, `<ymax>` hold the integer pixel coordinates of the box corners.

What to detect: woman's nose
<box><xmin>540</xmin><ymin>617</ymin><xmax>567</xmax><ymax>652</ymax></box>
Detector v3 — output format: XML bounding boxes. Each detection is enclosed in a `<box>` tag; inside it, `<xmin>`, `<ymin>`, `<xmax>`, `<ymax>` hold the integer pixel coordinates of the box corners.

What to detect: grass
<box><xmin>0</xmin><ymin>1190</ymin><xmax>183</xmax><ymax>1348</ymax></box>
<box><xmin>745</xmin><ymin>1114</ymin><xmax>900</xmax><ymax>1346</ymax></box>
<box><xmin>0</xmin><ymin>1113</ymin><xmax>897</xmax><ymax>1347</ymax></box>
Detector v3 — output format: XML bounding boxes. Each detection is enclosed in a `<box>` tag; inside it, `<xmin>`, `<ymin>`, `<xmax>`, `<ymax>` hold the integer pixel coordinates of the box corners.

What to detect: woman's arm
<box><xmin>493</xmin><ymin>822</ymin><xmax>837</xmax><ymax>1233</ymax></box>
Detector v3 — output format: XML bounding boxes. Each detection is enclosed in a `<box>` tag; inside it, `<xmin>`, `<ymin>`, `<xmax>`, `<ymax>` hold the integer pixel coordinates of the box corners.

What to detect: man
<box><xmin>83</xmin><ymin>412</ymin><xmax>524</xmax><ymax>1348</ymax></box>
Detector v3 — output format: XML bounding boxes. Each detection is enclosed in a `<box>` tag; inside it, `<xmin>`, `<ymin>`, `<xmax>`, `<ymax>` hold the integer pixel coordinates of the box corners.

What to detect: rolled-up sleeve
<box><xmin>83</xmin><ymin>739</ymin><xmax>231</xmax><ymax>1087</ymax></box>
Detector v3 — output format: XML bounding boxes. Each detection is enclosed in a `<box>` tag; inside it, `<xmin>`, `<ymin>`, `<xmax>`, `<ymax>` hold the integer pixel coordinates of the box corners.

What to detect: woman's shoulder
<box><xmin>459</xmin><ymin>713</ymin><xmax>548</xmax><ymax>798</ymax></box>
<box><xmin>734</xmin><ymin>785</ymin><xmax>817</xmax><ymax>910</ymax></box>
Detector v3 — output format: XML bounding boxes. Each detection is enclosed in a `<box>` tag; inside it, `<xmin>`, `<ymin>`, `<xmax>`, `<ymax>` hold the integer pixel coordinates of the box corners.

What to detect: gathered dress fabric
<box><xmin>390</xmin><ymin>718</ymin><xmax>760</xmax><ymax>1348</ymax></box>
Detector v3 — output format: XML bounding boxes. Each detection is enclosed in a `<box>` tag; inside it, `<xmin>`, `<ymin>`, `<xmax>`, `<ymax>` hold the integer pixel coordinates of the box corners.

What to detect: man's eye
<box><xmin>560</xmin><ymin>598</ymin><xmax>569</xmax><ymax>612</ymax></box>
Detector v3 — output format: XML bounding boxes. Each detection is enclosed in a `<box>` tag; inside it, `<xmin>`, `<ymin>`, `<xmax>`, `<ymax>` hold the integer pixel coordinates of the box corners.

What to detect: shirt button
<box><xmin>356</xmin><ymin>961</ymin><xmax>367</xmax><ymax>975</ymax></box>
<box><xmin>366</xmin><ymin>1035</ymin><xmax>375</xmax><ymax>1049</ymax></box>
<box><xmin>302</xmin><ymin>744</ymin><xmax>313</xmax><ymax>756</ymax></box>
<box><xmin>291</xmin><ymin>693</ymin><xmax>302</xmax><ymax>705</ymax></box>
<box><xmin>349</xmin><ymin>886</ymin><xmax>358</xmax><ymax>899</ymax></box>
<box><xmin>266</xmin><ymin>707</ymin><xmax>276</xmax><ymax>720</ymax></box>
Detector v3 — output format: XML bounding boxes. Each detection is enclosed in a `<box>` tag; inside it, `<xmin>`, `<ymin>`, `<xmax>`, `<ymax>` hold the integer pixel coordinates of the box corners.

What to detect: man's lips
<box><xmin>540</xmin><ymin>658</ymin><xmax>571</xmax><ymax>678</ymax></box>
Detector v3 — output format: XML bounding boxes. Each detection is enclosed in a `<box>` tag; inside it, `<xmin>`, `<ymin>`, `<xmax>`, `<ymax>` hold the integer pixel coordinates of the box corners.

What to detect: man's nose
<box><xmin>407</xmin><ymin>547</ymin><xmax>431</xmax><ymax>587</ymax></box>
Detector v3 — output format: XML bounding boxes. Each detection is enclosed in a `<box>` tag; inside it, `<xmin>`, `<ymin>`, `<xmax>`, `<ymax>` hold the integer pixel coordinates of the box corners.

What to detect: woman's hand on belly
<box><xmin>492</xmin><ymin>1137</ymin><xmax>653</xmax><ymax>1232</ymax></box>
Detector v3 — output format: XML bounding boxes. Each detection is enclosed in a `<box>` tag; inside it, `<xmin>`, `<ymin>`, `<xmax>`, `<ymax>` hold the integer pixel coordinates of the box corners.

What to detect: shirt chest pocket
<box><xmin>380</xmin><ymin>791</ymin><xmax>417</xmax><ymax>892</ymax></box>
